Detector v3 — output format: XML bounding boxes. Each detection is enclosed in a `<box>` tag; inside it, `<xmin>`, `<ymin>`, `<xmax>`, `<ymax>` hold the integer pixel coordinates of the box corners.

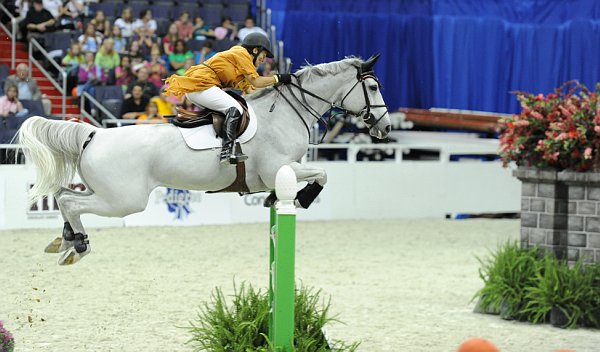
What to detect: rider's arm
<box><xmin>245</xmin><ymin>74</ymin><xmax>278</xmax><ymax>89</ymax></box>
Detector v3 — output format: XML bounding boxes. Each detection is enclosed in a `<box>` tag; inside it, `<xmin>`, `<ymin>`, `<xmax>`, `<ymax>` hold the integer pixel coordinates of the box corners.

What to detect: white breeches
<box><xmin>186</xmin><ymin>86</ymin><xmax>244</xmax><ymax>115</ymax></box>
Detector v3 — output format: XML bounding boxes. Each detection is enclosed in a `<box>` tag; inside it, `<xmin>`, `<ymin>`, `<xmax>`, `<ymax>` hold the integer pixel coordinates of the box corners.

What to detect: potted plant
<box><xmin>473</xmin><ymin>242</ymin><xmax>541</xmax><ymax>320</ymax></box>
<box><xmin>0</xmin><ymin>320</ymin><xmax>15</xmax><ymax>352</ymax></box>
<box><xmin>524</xmin><ymin>256</ymin><xmax>596</xmax><ymax>328</ymax></box>
<box><xmin>500</xmin><ymin>81</ymin><xmax>600</xmax><ymax>172</ymax></box>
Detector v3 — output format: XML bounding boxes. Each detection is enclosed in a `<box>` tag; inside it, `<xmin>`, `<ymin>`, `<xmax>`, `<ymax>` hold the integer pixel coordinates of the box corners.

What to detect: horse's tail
<box><xmin>18</xmin><ymin>116</ymin><xmax>97</xmax><ymax>204</ymax></box>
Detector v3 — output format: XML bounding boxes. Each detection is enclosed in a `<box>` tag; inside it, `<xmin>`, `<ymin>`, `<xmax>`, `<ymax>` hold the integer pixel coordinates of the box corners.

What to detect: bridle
<box><xmin>272</xmin><ymin>63</ymin><xmax>389</xmax><ymax>142</ymax></box>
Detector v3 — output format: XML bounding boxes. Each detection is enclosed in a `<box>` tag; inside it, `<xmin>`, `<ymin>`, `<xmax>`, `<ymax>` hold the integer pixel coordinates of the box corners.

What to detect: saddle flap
<box><xmin>173</xmin><ymin>94</ymin><xmax>250</xmax><ymax>137</ymax></box>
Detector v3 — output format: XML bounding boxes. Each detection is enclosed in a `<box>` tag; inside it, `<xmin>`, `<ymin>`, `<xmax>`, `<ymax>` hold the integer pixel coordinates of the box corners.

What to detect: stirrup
<box><xmin>229</xmin><ymin>142</ymin><xmax>248</xmax><ymax>164</ymax></box>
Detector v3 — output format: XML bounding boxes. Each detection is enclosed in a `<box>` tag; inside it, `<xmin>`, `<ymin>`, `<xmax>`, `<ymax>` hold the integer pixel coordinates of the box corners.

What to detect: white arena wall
<box><xmin>0</xmin><ymin>135</ymin><xmax>521</xmax><ymax>229</ymax></box>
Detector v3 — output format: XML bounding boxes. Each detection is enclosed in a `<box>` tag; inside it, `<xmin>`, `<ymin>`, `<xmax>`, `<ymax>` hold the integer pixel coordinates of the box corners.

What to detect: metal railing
<box><xmin>2</xmin><ymin>141</ymin><xmax>501</xmax><ymax>165</ymax></box>
<box><xmin>28</xmin><ymin>38</ymin><xmax>66</xmax><ymax>116</ymax></box>
<box><xmin>0</xmin><ymin>3</ymin><xmax>17</xmax><ymax>69</ymax></box>
<box><xmin>101</xmin><ymin>119</ymin><xmax>172</xmax><ymax>128</ymax></box>
<box><xmin>80</xmin><ymin>92</ymin><xmax>114</xmax><ymax>127</ymax></box>
<box><xmin>257</xmin><ymin>0</ymin><xmax>267</xmax><ymax>29</ymax></box>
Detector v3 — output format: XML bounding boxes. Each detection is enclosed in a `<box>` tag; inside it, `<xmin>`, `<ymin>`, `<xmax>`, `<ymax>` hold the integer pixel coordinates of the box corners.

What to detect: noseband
<box><xmin>339</xmin><ymin>68</ymin><xmax>389</xmax><ymax>129</ymax></box>
<box><xmin>274</xmin><ymin>66</ymin><xmax>389</xmax><ymax>141</ymax></box>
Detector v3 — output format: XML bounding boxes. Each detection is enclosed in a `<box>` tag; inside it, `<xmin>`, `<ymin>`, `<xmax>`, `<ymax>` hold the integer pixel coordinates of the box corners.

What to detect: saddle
<box><xmin>171</xmin><ymin>91</ymin><xmax>250</xmax><ymax>139</ymax></box>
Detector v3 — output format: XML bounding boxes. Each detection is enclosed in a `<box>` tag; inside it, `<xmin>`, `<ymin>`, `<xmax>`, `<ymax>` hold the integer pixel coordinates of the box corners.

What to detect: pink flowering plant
<box><xmin>499</xmin><ymin>81</ymin><xmax>600</xmax><ymax>171</ymax></box>
<box><xmin>0</xmin><ymin>321</ymin><xmax>14</xmax><ymax>352</ymax></box>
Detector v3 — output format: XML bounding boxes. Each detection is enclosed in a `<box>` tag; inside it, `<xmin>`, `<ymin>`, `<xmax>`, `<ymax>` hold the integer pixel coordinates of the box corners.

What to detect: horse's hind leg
<box><xmin>53</xmin><ymin>189</ymin><xmax>114</xmax><ymax>265</ymax></box>
<box><xmin>45</xmin><ymin>188</ymin><xmax>91</xmax><ymax>254</ymax></box>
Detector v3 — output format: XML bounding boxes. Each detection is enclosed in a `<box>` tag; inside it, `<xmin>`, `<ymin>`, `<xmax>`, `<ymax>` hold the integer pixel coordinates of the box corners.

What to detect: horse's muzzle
<box><xmin>369</xmin><ymin>126</ymin><xmax>389</xmax><ymax>139</ymax></box>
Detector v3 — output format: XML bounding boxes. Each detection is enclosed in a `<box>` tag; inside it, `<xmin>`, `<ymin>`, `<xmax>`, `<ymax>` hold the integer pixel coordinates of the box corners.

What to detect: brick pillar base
<box><xmin>514</xmin><ymin>168</ymin><xmax>568</xmax><ymax>260</ymax></box>
<box><xmin>558</xmin><ymin>171</ymin><xmax>600</xmax><ymax>263</ymax></box>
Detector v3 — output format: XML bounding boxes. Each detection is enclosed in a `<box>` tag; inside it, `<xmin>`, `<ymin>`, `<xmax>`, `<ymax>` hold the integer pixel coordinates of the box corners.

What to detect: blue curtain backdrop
<box><xmin>269</xmin><ymin>0</ymin><xmax>600</xmax><ymax>114</ymax></box>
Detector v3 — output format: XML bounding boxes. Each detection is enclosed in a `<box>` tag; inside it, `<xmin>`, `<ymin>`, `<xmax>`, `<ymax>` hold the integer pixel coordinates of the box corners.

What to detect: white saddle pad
<box><xmin>177</xmin><ymin>105</ymin><xmax>258</xmax><ymax>150</ymax></box>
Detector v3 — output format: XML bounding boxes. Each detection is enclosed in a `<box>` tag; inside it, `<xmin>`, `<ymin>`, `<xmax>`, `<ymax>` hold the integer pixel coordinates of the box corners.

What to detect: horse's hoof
<box><xmin>45</xmin><ymin>237</ymin><xmax>74</xmax><ymax>253</ymax></box>
<box><xmin>58</xmin><ymin>247</ymin><xmax>90</xmax><ymax>266</ymax></box>
<box><xmin>44</xmin><ymin>237</ymin><xmax>63</xmax><ymax>253</ymax></box>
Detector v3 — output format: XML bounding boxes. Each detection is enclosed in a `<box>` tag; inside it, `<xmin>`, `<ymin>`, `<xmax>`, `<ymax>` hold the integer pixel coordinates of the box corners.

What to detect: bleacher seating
<box><xmin>0</xmin><ymin>64</ymin><xmax>8</xmax><ymax>79</ymax></box>
<box><xmin>44</xmin><ymin>31</ymin><xmax>74</xmax><ymax>52</ymax></box>
<box><xmin>101</xmin><ymin>99</ymin><xmax>123</xmax><ymax>121</ymax></box>
<box><xmin>20</xmin><ymin>100</ymin><xmax>45</xmax><ymax>117</ymax></box>
<box><xmin>223</xmin><ymin>4</ymin><xmax>249</xmax><ymax>23</ymax></box>
<box><xmin>95</xmin><ymin>85</ymin><xmax>124</xmax><ymax>102</ymax></box>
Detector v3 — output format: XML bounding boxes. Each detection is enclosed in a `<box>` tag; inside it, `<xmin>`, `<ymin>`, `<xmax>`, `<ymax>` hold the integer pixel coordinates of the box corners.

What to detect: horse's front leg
<box><xmin>264</xmin><ymin>162</ymin><xmax>327</xmax><ymax>209</ymax></box>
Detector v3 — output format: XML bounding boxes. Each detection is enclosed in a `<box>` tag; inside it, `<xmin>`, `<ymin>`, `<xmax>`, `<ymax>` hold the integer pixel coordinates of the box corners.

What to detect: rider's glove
<box><xmin>275</xmin><ymin>74</ymin><xmax>292</xmax><ymax>85</ymax></box>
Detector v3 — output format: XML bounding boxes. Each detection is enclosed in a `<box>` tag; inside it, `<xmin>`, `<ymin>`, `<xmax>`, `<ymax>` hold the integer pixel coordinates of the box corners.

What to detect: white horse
<box><xmin>18</xmin><ymin>55</ymin><xmax>391</xmax><ymax>265</ymax></box>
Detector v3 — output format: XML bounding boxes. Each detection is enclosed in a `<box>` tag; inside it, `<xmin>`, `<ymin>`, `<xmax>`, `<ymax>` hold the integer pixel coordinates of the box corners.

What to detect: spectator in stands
<box><xmin>127</xmin><ymin>40</ymin><xmax>145</xmax><ymax>66</ymax></box>
<box><xmin>136</xmin><ymin>101</ymin><xmax>166</xmax><ymax>124</ymax></box>
<box><xmin>162</xmin><ymin>23</ymin><xmax>178</xmax><ymax>56</ymax></box>
<box><xmin>111</xmin><ymin>57</ymin><xmax>129</xmax><ymax>92</ymax></box>
<box><xmin>192</xmin><ymin>16</ymin><xmax>215</xmax><ymax>41</ymax></box>
<box><xmin>115</xmin><ymin>7</ymin><xmax>136</xmax><ymax>39</ymax></box>
<box><xmin>57</xmin><ymin>0</ymin><xmax>84</xmax><ymax>30</ymax></box>
<box><xmin>109</xmin><ymin>25</ymin><xmax>127</xmax><ymax>54</ymax></box>
<box><xmin>4</xmin><ymin>63</ymin><xmax>52</xmax><ymax>115</ymax></box>
<box><xmin>19</xmin><ymin>0</ymin><xmax>56</xmax><ymax>42</ymax></box>
<box><xmin>77</xmin><ymin>51</ymin><xmax>106</xmax><ymax>98</ymax></box>
<box><xmin>151</xmin><ymin>87</ymin><xmax>177</xmax><ymax>117</ymax></box>
<box><xmin>120</xmin><ymin>83</ymin><xmax>149</xmax><ymax>119</ymax></box>
<box><xmin>115</xmin><ymin>55</ymin><xmax>134</xmax><ymax>93</ymax></box>
<box><xmin>62</xmin><ymin>42</ymin><xmax>85</xmax><ymax>93</ymax></box>
<box><xmin>15</xmin><ymin>0</ymin><xmax>30</xmax><ymax>21</ymax></box>
<box><xmin>168</xmin><ymin>39</ymin><xmax>193</xmax><ymax>73</ymax></box>
<box><xmin>78</xmin><ymin>23</ymin><xmax>103</xmax><ymax>53</ymax></box>
<box><xmin>90</xmin><ymin>10</ymin><xmax>111</xmax><ymax>37</ymax></box>
<box><xmin>62</xmin><ymin>42</ymin><xmax>85</xmax><ymax>73</ymax></box>
<box><xmin>133</xmin><ymin>9</ymin><xmax>157</xmax><ymax>38</ymax></box>
<box><xmin>175</xmin><ymin>11</ymin><xmax>194</xmax><ymax>42</ymax></box>
<box><xmin>237</xmin><ymin>16</ymin><xmax>266</xmax><ymax>42</ymax></box>
<box><xmin>42</xmin><ymin>0</ymin><xmax>62</xmax><ymax>19</ymax></box>
<box><xmin>0</xmin><ymin>85</ymin><xmax>29</xmax><ymax>118</ymax></box>
<box><xmin>146</xmin><ymin>44</ymin><xmax>167</xmax><ymax>88</ymax></box>
<box><xmin>194</xmin><ymin>40</ymin><xmax>216</xmax><ymax>64</ymax></box>
<box><xmin>95</xmin><ymin>38</ymin><xmax>120</xmax><ymax>81</ymax></box>
<box><xmin>177</xmin><ymin>57</ymin><xmax>194</xmax><ymax>76</ymax></box>
<box><xmin>214</xmin><ymin>17</ymin><xmax>237</xmax><ymax>41</ymax></box>
<box><xmin>127</xmin><ymin>67</ymin><xmax>159</xmax><ymax>100</ymax></box>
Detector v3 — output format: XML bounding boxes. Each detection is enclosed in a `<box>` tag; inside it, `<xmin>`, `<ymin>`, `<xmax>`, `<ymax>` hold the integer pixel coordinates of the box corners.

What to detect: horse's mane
<box><xmin>295</xmin><ymin>56</ymin><xmax>362</xmax><ymax>82</ymax></box>
<box><xmin>247</xmin><ymin>57</ymin><xmax>363</xmax><ymax>101</ymax></box>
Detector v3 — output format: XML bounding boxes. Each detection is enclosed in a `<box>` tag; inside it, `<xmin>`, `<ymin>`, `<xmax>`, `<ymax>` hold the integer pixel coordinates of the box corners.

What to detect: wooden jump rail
<box><xmin>398</xmin><ymin>108</ymin><xmax>510</xmax><ymax>133</ymax></box>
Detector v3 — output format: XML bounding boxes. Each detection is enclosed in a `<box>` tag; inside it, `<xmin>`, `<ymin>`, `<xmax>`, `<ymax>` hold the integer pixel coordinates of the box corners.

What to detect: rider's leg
<box><xmin>186</xmin><ymin>87</ymin><xmax>246</xmax><ymax>164</ymax></box>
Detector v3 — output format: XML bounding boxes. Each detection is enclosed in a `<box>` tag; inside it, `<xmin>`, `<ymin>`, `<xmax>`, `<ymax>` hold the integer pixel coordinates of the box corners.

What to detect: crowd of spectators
<box><xmin>2</xmin><ymin>0</ymin><xmax>275</xmax><ymax>124</ymax></box>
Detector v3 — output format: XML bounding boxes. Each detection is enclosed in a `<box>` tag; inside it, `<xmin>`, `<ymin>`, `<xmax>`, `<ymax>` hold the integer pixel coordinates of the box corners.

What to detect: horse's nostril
<box><xmin>385</xmin><ymin>125</ymin><xmax>391</xmax><ymax>133</ymax></box>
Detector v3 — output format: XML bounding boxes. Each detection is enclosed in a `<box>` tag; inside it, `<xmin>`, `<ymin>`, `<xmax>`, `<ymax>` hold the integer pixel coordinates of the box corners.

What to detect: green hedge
<box><xmin>186</xmin><ymin>282</ymin><xmax>359</xmax><ymax>351</ymax></box>
<box><xmin>474</xmin><ymin>241</ymin><xmax>600</xmax><ymax>329</ymax></box>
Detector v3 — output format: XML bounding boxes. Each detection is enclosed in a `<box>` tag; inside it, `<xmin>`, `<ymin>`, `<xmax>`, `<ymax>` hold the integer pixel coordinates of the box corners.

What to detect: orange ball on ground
<box><xmin>458</xmin><ymin>338</ymin><xmax>499</xmax><ymax>352</ymax></box>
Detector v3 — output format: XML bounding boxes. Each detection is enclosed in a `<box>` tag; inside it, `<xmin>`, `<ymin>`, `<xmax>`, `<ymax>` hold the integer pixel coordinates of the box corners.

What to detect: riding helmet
<box><xmin>241</xmin><ymin>32</ymin><xmax>274</xmax><ymax>58</ymax></box>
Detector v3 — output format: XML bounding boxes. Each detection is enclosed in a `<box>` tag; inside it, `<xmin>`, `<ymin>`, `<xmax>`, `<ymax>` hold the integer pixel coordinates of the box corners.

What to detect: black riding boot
<box><xmin>220</xmin><ymin>107</ymin><xmax>248</xmax><ymax>165</ymax></box>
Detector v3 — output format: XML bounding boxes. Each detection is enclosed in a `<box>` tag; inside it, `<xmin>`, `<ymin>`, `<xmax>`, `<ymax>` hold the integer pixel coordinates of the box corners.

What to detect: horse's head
<box><xmin>338</xmin><ymin>54</ymin><xmax>391</xmax><ymax>139</ymax></box>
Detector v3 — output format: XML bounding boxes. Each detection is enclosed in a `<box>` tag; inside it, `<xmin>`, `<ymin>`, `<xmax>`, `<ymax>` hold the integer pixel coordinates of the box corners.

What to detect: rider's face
<box><xmin>254</xmin><ymin>50</ymin><xmax>267</xmax><ymax>67</ymax></box>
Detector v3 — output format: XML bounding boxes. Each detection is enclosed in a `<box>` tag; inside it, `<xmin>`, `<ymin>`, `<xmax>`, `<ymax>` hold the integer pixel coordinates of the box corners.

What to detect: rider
<box><xmin>164</xmin><ymin>33</ymin><xmax>292</xmax><ymax>165</ymax></box>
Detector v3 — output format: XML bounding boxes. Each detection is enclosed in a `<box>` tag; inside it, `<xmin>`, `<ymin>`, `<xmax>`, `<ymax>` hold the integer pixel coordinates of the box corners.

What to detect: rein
<box><xmin>271</xmin><ymin>68</ymin><xmax>389</xmax><ymax>143</ymax></box>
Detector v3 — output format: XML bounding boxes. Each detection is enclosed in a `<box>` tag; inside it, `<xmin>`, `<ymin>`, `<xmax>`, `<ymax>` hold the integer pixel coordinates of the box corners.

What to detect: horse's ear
<box><xmin>361</xmin><ymin>53</ymin><xmax>381</xmax><ymax>72</ymax></box>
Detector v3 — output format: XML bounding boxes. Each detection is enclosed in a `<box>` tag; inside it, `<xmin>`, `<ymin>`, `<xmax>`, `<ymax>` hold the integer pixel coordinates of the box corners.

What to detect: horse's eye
<box><xmin>369</xmin><ymin>85</ymin><xmax>378</xmax><ymax>92</ymax></box>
